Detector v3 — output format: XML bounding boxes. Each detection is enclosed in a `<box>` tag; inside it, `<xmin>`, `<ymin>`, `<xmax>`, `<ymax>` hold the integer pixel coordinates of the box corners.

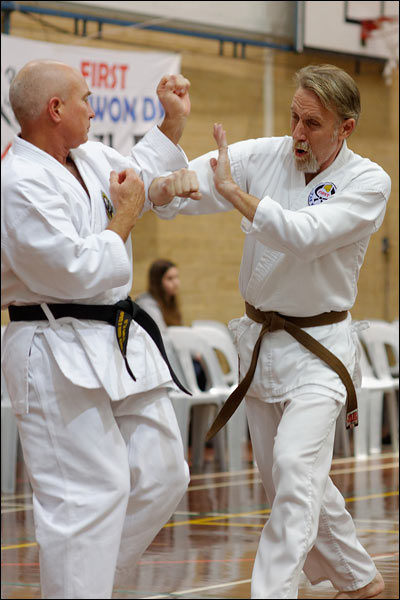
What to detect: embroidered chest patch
<box><xmin>308</xmin><ymin>182</ymin><xmax>337</xmax><ymax>206</ymax></box>
<box><xmin>102</xmin><ymin>191</ymin><xmax>114</xmax><ymax>220</ymax></box>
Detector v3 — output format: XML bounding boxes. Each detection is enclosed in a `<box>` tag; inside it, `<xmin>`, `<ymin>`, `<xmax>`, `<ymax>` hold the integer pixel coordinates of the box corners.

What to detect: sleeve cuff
<box><xmin>150</xmin><ymin>196</ymin><xmax>185</xmax><ymax>219</ymax></box>
<box><xmin>240</xmin><ymin>197</ymin><xmax>271</xmax><ymax>234</ymax></box>
<box><xmin>99</xmin><ymin>229</ymin><xmax>131</xmax><ymax>286</ymax></box>
<box><xmin>135</xmin><ymin>125</ymin><xmax>189</xmax><ymax>171</ymax></box>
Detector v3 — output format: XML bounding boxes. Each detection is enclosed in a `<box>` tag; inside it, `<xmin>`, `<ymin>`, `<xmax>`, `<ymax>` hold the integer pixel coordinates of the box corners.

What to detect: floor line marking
<box><xmin>2</xmin><ymin>491</ymin><xmax>398</xmax><ymax>544</ymax></box>
<box><xmin>3</xmin><ymin>551</ymin><xmax>398</xmax><ymax>571</ymax></box>
<box><xmin>344</xmin><ymin>491</ymin><xmax>398</xmax><ymax>503</ymax></box>
<box><xmin>330</xmin><ymin>462</ymin><xmax>399</xmax><ymax>476</ymax></box>
<box><xmin>2</xmin><ymin>454</ymin><xmax>396</xmax><ymax>501</ymax></box>
<box><xmin>180</xmin><ymin>518</ymin><xmax>398</xmax><ymax>534</ymax></box>
<box><xmin>1</xmin><ymin>506</ymin><xmax>34</xmax><ymax>514</ymax></box>
<box><xmin>142</xmin><ymin>577</ymin><xmax>252</xmax><ymax>598</ymax></box>
<box><xmin>188</xmin><ymin>462</ymin><xmax>398</xmax><ymax>492</ymax></box>
<box><xmin>188</xmin><ymin>478</ymin><xmax>261</xmax><ymax>491</ymax></box>
<box><xmin>1</xmin><ymin>542</ymin><xmax>38</xmax><ymax>550</ymax></box>
<box><xmin>190</xmin><ymin>468</ymin><xmax>257</xmax><ymax>480</ymax></box>
<box><xmin>372</xmin><ymin>551</ymin><xmax>399</xmax><ymax>560</ymax></box>
<box><xmin>140</xmin><ymin>557</ymin><xmax>254</xmax><ymax>565</ymax></box>
<box><xmin>1</xmin><ymin>493</ymin><xmax>33</xmax><ymax>501</ymax></box>
<box><xmin>1</xmin><ymin>582</ymin><xmax>41</xmax><ymax>588</ymax></box>
<box><xmin>187</xmin><ymin>452</ymin><xmax>399</xmax><ymax>481</ymax></box>
<box><xmin>330</xmin><ymin>452</ymin><xmax>399</xmax><ymax>464</ymax></box>
<box><xmin>164</xmin><ymin>508</ymin><xmax>272</xmax><ymax>529</ymax></box>
<box><xmin>357</xmin><ymin>528</ymin><xmax>398</xmax><ymax>534</ymax></box>
<box><xmin>164</xmin><ymin>491</ymin><xmax>398</xmax><ymax>528</ymax></box>
<box><xmin>1</xmin><ymin>562</ymin><xmax>40</xmax><ymax>567</ymax></box>
<box><xmin>353</xmin><ymin>517</ymin><xmax>399</xmax><ymax>525</ymax></box>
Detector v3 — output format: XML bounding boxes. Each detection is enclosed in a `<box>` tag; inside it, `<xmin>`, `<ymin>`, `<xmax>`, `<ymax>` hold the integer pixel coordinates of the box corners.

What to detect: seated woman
<box><xmin>136</xmin><ymin>259</ymin><xmax>207</xmax><ymax>390</ymax></box>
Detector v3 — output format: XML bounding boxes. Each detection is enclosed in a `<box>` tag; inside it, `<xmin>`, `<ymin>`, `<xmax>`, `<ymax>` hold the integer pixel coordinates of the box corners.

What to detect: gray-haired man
<box><xmin>148</xmin><ymin>64</ymin><xmax>389</xmax><ymax>599</ymax></box>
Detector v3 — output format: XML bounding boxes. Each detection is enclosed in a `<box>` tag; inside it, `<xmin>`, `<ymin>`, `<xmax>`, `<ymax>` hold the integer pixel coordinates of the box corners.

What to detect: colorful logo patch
<box><xmin>308</xmin><ymin>182</ymin><xmax>337</xmax><ymax>206</ymax></box>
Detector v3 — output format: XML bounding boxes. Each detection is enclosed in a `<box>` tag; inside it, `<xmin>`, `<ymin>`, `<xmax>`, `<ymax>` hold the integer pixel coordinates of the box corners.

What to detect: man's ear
<box><xmin>48</xmin><ymin>97</ymin><xmax>63</xmax><ymax>123</ymax></box>
<box><xmin>339</xmin><ymin>118</ymin><xmax>356</xmax><ymax>140</ymax></box>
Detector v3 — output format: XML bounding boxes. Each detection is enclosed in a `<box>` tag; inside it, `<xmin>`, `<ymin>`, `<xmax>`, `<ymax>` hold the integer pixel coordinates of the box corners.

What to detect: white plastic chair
<box><xmin>191</xmin><ymin>322</ymin><xmax>248</xmax><ymax>468</ymax></box>
<box><xmin>192</xmin><ymin>321</ymin><xmax>238</xmax><ymax>386</ymax></box>
<box><xmin>352</xmin><ymin>340</ymin><xmax>397</xmax><ymax>459</ymax></box>
<box><xmin>192</xmin><ymin>319</ymin><xmax>234</xmax><ymax>338</ymax></box>
<box><xmin>1</xmin><ymin>325</ymin><xmax>19</xmax><ymax>494</ymax></box>
<box><xmin>390</xmin><ymin>319</ymin><xmax>399</xmax><ymax>377</ymax></box>
<box><xmin>167</xmin><ymin>326</ymin><xmax>245</xmax><ymax>471</ymax></box>
<box><xmin>167</xmin><ymin>326</ymin><xmax>227</xmax><ymax>471</ymax></box>
<box><xmin>358</xmin><ymin>321</ymin><xmax>399</xmax><ymax>455</ymax></box>
<box><xmin>334</xmin><ymin>326</ymin><xmax>397</xmax><ymax>459</ymax></box>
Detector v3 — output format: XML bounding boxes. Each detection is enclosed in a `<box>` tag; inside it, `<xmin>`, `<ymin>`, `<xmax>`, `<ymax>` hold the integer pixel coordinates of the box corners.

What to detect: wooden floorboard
<box><xmin>1</xmin><ymin>445</ymin><xmax>398</xmax><ymax>599</ymax></box>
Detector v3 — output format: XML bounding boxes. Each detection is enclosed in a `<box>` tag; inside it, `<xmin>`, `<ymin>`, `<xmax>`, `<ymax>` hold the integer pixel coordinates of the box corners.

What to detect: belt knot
<box><xmin>261</xmin><ymin>311</ymin><xmax>286</xmax><ymax>333</ymax></box>
<box><xmin>205</xmin><ymin>302</ymin><xmax>358</xmax><ymax>442</ymax></box>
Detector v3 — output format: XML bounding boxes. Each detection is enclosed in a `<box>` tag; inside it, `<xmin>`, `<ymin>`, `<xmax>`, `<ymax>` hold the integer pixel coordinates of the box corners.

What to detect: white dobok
<box><xmin>1</xmin><ymin>126</ymin><xmax>190</xmax><ymax>599</ymax></box>
<box><xmin>153</xmin><ymin>135</ymin><xmax>391</xmax><ymax>598</ymax></box>
<box><xmin>2</xmin><ymin>126</ymin><xmax>189</xmax><ymax>411</ymax></box>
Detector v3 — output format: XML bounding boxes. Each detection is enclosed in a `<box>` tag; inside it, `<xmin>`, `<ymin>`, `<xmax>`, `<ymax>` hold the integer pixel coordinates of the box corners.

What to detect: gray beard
<box><xmin>293</xmin><ymin>131</ymin><xmax>339</xmax><ymax>173</ymax></box>
<box><xmin>294</xmin><ymin>152</ymin><xmax>320</xmax><ymax>173</ymax></box>
<box><xmin>293</xmin><ymin>142</ymin><xmax>320</xmax><ymax>173</ymax></box>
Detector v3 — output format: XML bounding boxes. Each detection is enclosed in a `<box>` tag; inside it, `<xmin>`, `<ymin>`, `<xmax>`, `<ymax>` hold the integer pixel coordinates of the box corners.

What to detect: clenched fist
<box><xmin>157</xmin><ymin>74</ymin><xmax>191</xmax><ymax>145</ymax></box>
<box><xmin>107</xmin><ymin>168</ymin><xmax>145</xmax><ymax>242</ymax></box>
<box><xmin>157</xmin><ymin>74</ymin><xmax>191</xmax><ymax>121</ymax></box>
<box><xmin>149</xmin><ymin>168</ymin><xmax>202</xmax><ymax>206</ymax></box>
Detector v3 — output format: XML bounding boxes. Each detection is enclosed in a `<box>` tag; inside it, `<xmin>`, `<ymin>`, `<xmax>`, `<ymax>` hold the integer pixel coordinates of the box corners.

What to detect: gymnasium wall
<box><xmin>1</xmin><ymin>9</ymin><xmax>398</xmax><ymax>326</ymax></box>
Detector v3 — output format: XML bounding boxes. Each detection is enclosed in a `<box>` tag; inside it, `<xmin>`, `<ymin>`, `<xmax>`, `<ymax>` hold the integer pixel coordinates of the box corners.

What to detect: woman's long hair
<box><xmin>148</xmin><ymin>259</ymin><xmax>182</xmax><ymax>326</ymax></box>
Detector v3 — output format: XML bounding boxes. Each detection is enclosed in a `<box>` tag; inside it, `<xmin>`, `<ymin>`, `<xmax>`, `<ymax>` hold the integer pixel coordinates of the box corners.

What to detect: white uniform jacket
<box><xmin>1</xmin><ymin>127</ymin><xmax>188</xmax><ymax>413</ymax></box>
<box><xmin>153</xmin><ymin>136</ymin><xmax>391</xmax><ymax>400</ymax></box>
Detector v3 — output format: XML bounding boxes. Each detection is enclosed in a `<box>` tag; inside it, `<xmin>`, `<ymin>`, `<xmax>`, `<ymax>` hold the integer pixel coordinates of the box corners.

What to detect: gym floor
<box><xmin>1</xmin><ymin>443</ymin><xmax>398</xmax><ymax>599</ymax></box>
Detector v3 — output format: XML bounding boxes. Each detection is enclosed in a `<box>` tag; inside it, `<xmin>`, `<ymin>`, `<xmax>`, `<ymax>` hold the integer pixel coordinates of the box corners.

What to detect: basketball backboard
<box><xmin>297</xmin><ymin>1</ymin><xmax>398</xmax><ymax>61</ymax></box>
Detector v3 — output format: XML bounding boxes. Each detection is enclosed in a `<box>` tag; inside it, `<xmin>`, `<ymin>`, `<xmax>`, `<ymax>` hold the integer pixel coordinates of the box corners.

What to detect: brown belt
<box><xmin>205</xmin><ymin>302</ymin><xmax>358</xmax><ymax>442</ymax></box>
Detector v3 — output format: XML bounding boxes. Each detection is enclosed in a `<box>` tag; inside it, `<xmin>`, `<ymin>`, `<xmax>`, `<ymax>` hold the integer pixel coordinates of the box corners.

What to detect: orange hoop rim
<box><xmin>361</xmin><ymin>16</ymin><xmax>398</xmax><ymax>46</ymax></box>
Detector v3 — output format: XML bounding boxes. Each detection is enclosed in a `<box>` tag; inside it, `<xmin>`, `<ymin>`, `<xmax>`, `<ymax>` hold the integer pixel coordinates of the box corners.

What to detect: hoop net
<box><xmin>361</xmin><ymin>16</ymin><xmax>399</xmax><ymax>85</ymax></box>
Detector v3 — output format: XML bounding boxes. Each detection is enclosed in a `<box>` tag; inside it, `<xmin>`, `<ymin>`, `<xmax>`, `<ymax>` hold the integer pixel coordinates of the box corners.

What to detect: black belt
<box><xmin>8</xmin><ymin>297</ymin><xmax>190</xmax><ymax>395</ymax></box>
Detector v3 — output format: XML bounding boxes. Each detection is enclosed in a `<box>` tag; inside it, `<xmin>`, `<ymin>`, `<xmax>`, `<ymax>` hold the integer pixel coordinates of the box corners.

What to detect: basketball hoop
<box><xmin>361</xmin><ymin>16</ymin><xmax>399</xmax><ymax>85</ymax></box>
<box><xmin>360</xmin><ymin>16</ymin><xmax>393</xmax><ymax>46</ymax></box>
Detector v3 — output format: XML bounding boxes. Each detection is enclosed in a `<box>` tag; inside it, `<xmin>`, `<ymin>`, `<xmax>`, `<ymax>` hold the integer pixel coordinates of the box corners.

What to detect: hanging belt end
<box><xmin>205</xmin><ymin>420</ymin><xmax>220</xmax><ymax>442</ymax></box>
<box><xmin>205</xmin><ymin>428</ymin><xmax>215</xmax><ymax>443</ymax></box>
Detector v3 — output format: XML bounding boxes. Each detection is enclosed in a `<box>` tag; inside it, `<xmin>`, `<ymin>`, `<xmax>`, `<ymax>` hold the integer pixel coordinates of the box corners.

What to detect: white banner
<box><xmin>1</xmin><ymin>34</ymin><xmax>181</xmax><ymax>158</ymax></box>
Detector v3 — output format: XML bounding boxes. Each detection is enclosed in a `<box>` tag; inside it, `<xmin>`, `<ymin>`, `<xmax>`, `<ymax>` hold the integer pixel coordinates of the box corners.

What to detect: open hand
<box><xmin>210</xmin><ymin>123</ymin><xmax>235</xmax><ymax>196</ymax></box>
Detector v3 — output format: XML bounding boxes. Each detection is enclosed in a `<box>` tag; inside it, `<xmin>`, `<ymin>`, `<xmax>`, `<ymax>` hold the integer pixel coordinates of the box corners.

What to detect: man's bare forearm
<box><xmin>158</xmin><ymin>116</ymin><xmax>187</xmax><ymax>146</ymax></box>
<box><xmin>156</xmin><ymin>74</ymin><xmax>191</xmax><ymax>145</ymax></box>
<box><xmin>106</xmin><ymin>212</ymin><xmax>139</xmax><ymax>243</ymax></box>
<box><xmin>216</xmin><ymin>181</ymin><xmax>258</xmax><ymax>222</ymax></box>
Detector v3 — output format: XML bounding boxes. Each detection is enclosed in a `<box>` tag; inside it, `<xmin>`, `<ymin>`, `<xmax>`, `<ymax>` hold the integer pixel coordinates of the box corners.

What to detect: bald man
<box><xmin>1</xmin><ymin>60</ymin><xmax>198</xmax><ymax>599</ymax></box>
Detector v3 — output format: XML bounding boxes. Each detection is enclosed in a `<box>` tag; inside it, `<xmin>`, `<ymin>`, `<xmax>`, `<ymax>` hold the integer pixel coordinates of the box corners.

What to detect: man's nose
<box><xmin>293</xmin><ymin>121</ymin><xmax>306</xmax><ymax>141</ymax></box>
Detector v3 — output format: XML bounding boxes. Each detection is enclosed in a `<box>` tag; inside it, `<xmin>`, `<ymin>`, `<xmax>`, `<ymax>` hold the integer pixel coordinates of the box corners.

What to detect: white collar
<box><xmin>11</xmin><ymin>135</ymin><xmax>87</xmax><ymax>192</ymax></box>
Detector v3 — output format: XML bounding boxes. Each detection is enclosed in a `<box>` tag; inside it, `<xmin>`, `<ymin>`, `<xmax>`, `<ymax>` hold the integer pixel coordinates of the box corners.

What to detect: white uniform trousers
<box><xmin>15</xmin><ymin>332</ymin><xmax>190</xmax><ymax>599</ymax></box>
<box><xmin>245</xmin><ymin>391</ymin><xmax>377</xmax><ymax>599</ymax></box>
